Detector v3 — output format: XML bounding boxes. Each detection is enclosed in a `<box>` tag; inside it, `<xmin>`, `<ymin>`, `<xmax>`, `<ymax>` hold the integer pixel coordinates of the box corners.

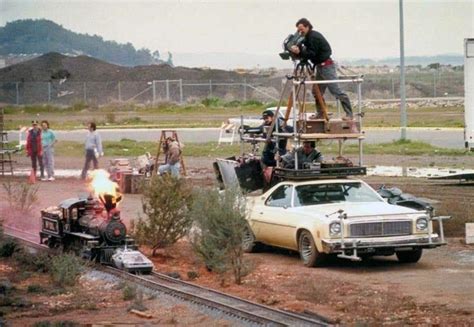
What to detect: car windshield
<box><xmin>295</xmin><ymin>182</ymin><xmax>383</xmax><ymax>206</ymax></box>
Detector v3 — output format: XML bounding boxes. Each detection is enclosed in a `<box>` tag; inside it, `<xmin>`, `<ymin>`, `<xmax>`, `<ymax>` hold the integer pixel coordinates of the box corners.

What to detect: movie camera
<box><xmin>279</xmin><ymin>31</ymin><xmax>305</xmax><ymax>60</ymax></box>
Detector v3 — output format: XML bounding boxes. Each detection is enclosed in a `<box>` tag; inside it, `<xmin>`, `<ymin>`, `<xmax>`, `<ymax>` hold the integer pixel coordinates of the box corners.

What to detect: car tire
<box><xmin>396</xmin><ymin>248</ymin><xmax>423</xmax><ymax>263</ymax></box>
<box><xmin>242</xmin><ymin>224</ymin><xmax>260</xmax><ymax>253</ymax></box>
<box><xmin>298</xmin><ymin>230</ymin><xmax>327</xmax><ymax>267</ymax></box>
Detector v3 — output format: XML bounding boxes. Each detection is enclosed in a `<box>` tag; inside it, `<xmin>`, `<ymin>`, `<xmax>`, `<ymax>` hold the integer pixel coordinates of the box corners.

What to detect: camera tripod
<box><xmin>285</xmin><ymin>60</ymin><xmax>330</xmax><ymax>122</ymax></box>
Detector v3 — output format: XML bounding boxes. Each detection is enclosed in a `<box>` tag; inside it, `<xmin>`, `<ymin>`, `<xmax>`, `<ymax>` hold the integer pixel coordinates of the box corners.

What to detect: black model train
<box><xmin>39</xmin><ymin>193</ymin><xmax>152</xmax><ymax>272</ymax></box>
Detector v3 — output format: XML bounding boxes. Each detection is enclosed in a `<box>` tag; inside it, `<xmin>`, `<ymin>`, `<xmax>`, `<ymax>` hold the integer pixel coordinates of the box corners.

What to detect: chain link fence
<box><xmin>0</xmin><ymin>71</ymin><xmax>464</xmax><ymax>106</ymax></box>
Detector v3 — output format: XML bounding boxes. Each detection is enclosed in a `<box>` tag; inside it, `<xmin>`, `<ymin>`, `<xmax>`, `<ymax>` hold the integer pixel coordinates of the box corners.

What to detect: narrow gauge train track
<box><xmin>2</xmin><ymin>225</ymin><xmax>47</xmax><ymax>252</ymax></box>
<box><xmin>102</xmin><ymin>267</ymin><xmax>329</xmax><ymax>326</ymax></box>
<box><xmin>2</xmin><ymin>230</ymin><xmax>328</xmax><ymax>326</ymax></box>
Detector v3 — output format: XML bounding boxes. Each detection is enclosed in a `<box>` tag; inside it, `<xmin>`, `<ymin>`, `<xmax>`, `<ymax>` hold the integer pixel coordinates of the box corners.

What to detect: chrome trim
<box><xmin>349</xmin><ymin>220</ymin><xmax>412</xmax><ymax>237</ymax></box>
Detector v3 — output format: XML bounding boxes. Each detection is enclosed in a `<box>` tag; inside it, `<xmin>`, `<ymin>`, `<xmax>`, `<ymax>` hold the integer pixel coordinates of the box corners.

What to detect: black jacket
<box><xmin>299</xmin><ymin>30</ymin><xmax>332</xmax><ymax>65</ymax></box>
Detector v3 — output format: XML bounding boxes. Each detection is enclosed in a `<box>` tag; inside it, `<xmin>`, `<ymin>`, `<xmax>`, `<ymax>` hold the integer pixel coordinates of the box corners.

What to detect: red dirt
<box><xmin>1</xmin><ymin>155</ymin><xmax>473</xmax><ymax>325</ymax></box>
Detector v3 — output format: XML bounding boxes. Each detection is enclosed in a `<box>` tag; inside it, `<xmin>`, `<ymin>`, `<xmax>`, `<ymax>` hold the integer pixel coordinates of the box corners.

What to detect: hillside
<box><xmin>0</xmin><ymin>52</ymin><xmax>256</xmax><ymax>82</ymax></box>
<box><xmin>0</xmin><ymin>19</ymin><xmax>166</xmax><ymax>67</ymax></box>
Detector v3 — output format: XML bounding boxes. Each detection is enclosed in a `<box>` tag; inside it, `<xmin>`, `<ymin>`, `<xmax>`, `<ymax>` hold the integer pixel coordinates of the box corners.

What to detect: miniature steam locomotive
<box><xmin>39</xmin><ymin>194</ymin><xmax>153</xmax><ymax>273</ymax></box>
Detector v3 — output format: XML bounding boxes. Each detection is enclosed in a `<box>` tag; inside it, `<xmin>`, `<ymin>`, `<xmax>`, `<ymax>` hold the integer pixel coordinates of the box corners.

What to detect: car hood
<box><xmin>291</xmin><ymin>201</ymin><xmax>422</xmax><ymax>218</ymax></box>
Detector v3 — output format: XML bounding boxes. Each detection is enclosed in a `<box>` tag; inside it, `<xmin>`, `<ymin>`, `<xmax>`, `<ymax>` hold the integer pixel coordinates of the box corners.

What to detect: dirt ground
<box><xmin>1</xmin><ymin>155</ymin><xmax>474</xmax><ymax>325</ymax></box>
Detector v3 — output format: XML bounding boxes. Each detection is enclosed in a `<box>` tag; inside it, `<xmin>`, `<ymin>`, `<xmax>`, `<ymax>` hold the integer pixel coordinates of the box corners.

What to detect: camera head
<box><xmin>279</xmin><ymin>31</ymin><xmax>305</xmax><ymax>60</ymax></box>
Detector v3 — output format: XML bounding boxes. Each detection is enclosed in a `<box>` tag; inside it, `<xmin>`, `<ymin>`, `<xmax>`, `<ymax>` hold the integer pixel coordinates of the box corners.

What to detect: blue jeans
<box><xmin>42</xmin><ymin>145</ymin><xmax>55</xmax><ymax>178</ymax></box>
<box><xmin>81</xmin><ymin>149</ymin><xmax>98</xmax><ymax>179</ymax></box>
<box><xmin>315</xmin><ymin>64</ymin><xmax>353</xmax><ymax>117</ymax></box>
<box><xmin>158</xmin><ymin>162</ymin><xmax>180</xmax><ymax>177</ymax></box>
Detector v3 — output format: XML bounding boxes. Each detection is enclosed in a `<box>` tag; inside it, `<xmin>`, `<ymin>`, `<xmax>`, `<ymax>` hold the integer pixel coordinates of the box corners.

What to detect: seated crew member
<box><xmin>256</xmin><ymin>110</ymin><xmax>293</xmax><ymax>167</ymax></box>
<box><xmin>279</xmin><ymin>141</ymin><xmax>323</xmax><ymax>169</ymax></box>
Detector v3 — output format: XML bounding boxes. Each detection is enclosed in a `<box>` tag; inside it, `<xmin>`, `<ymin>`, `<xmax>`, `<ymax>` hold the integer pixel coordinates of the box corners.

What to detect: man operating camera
<box><xmin>290</xmin><ymin>18</ymin><xmax>353</xmax><ymax>120</ymax></box>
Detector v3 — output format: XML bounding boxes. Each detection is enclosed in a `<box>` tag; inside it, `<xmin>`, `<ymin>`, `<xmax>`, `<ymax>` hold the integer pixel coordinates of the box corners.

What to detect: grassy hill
<box><xmin>0</xmin><ymin>19</ymin><xmax>165</xmax><ymax>67</ymax></box>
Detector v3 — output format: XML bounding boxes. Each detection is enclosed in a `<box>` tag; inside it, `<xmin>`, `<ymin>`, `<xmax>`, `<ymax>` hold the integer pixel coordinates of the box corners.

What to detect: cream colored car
<box><xmin>242</xmin><ymin>179</ymin><xmax>448</xmax><ymax>267</ymax></box>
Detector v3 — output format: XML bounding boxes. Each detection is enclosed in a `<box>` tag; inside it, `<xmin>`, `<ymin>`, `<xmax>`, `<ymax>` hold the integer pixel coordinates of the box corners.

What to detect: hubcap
<box><xmin>301</xmin><ymin>235</ymin><xmax>313</xmax><ymax>262</ymax></box>
<box><xmin>243</xmin><ymin>227</ymin><xmax>254</xmax><ymax>247</ymax></box>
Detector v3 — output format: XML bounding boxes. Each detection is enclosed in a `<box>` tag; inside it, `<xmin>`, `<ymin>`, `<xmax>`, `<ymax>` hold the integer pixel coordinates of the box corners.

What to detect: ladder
<box><xmin>153</xmin><ymin>130</ymin><xmax>186</xmax><ymax>176</ymax></box>
<box><xmin>0</xmin><ymin>108</ymin><xmax>14</xmax><ymax>176</ymax></box>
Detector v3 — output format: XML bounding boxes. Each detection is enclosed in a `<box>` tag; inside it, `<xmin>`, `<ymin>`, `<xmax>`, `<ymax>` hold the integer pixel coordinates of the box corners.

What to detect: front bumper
<box><xmin>321</xmin><ymin>234</ymin><xmax>446</xmax><ymax>254</ymax></box>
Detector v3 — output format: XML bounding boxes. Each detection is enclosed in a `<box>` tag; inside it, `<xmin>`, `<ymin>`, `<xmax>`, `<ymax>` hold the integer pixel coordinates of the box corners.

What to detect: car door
<box><xmin>251</xmin><ymin>184</ymin><xmax>298</xmax><ymax>249</ymax></box>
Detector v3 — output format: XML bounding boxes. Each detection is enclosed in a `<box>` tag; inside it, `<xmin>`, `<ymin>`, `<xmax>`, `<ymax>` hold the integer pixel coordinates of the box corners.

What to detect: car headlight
<box><xmin>329</xmin><ymin>222</ymin><xmax>341</xmax><ymax>236</ymax></box>
<box><xmin>416</xmin><ymin>217</ymin><xmax>428</xmax><ymax>231</ymax></box>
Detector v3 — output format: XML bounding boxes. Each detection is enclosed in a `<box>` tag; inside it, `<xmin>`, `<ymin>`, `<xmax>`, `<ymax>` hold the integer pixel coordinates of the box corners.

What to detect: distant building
<box><xmin>0</xmin><ymin>58</ymin><xmax>5</xmax><ymax>68</ymax></box>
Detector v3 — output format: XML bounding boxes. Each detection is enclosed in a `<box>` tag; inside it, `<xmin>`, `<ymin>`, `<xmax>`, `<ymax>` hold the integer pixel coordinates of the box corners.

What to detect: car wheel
<box><xmin>298</xmin><ymin>230</ymin><xmax>326</xmax><ymax>267</ymax></box>
<box><xmin>396</xmin><ymin>248</ymin><xmax>423</xmax><ymax>263</ymax></box>
<box><xmin>242</xmin><ymin>225</ymin><xmax>260</xmax><ymax>253</ymax></box>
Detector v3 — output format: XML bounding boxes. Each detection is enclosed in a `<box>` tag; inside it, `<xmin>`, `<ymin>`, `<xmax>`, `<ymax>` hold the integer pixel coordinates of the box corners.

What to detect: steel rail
<box><xmin>3</xmin><ymin>230</ymin><xmax>328</xmax><ymax>326</ymax></box>
<box><xmin>102</xmin><ymin>266</ymin><xmax>328</xmax><ymax>326</ymax></box>
<box><xmin>148</xmin><ymin>271</ymin><xmax>330</xmax><ymax>326</ymax></box>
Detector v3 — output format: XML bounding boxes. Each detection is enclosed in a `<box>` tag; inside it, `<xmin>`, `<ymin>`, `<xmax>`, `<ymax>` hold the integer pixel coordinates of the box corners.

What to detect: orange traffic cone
<box><xmin>28</xmin><ymin>169</ymin><xmax>36</xmax><ymax>184</ymax></box>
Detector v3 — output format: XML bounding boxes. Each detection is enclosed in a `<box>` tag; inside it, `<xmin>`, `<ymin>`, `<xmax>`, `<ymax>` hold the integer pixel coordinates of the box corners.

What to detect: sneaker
<box><xmin>342</xmin><ymin>115</ymin><xmax>354</xmax><ymax>121</ymax></box>
<box><xmin>48</xmin><ymin>177</ymin><xmax>55</xmax><ymax>181</ymax></box>
<box><xmin>40</xmin><ymin>177</ymin><xmax>48</xmax><ymax>181</ymax></box>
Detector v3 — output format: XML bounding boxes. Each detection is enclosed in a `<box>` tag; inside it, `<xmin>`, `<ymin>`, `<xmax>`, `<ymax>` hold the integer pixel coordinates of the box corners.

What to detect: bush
<box><xmin>189</xmin><ymin>187</ymin><xmax>249</xmax><ymax>284</ymax></box>
<box><xmin>133</xmin><ymin>175</ymin><xmax>193</xmax><ymax>255</ymax></box>
<box><xmin>201</xmin><ymin>97</ymin><xmax>221</xmax><ymax>107</ymax></box>
<box><xmin>122</xmin><ymin>284</ymin><xmax>137</xmax><ymax>301</ymax></box>
<box><xmin>0</xmin><ymin>238</ymin><xmax>18</xmax><ymax>257</ymax></box>
<box><xmin>49</xmin><ymin>254</ymin><xmax>83</xmax><ymax>287</ymax></box>
<box><xmin>2</xmin><ymin>180</ymin><xmax>39</xmax><ymax>213</ymax></box>
<box><xmin>27</xmin><ymin>284</ymin><xmax>45</xmax><ymax>293</ymax></box>
<box><xmin>13</xmin><ymin>249</ymin><xmax>51</xmax><ymax>272</ymax></box>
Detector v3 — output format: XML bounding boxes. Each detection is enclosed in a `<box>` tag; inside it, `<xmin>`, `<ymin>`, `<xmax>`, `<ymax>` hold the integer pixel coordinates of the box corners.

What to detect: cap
<box><xmin>262</xmin><ymin>110</ymin><xmax>274</xmax><ymax>118</ymax></box>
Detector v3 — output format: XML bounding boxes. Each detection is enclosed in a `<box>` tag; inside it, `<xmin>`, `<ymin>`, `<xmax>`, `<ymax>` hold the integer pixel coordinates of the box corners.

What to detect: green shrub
<box><xmin>13</xmin><ymin>249</ymin><xmax>51</xmax><ymax>272</ymax></box>
<box><xmin>122</xmin><ymin>284</ymin><xmax>137</xmax><ymax>301</ymax></box>
<box><xmin>50</xmin><ymin>254</ymin><xmax>83</xmax><ymax>287</ymax></box>
<box><xmin>0</xmin><ymin>238</ymin><xmax>18</xmax><ymax>257</ymax></box>
<box><xmin>27</xmin><ymin>284</ymin><xmax>45</xmax><ymax>293</ymax></box>
<box><xmin>201</xmin><ymin>97</ymin><xmax>221</xmax><ymax>107</ymax></box>
<box><xmin>189</xmin><ymin>187</ymin><xmax>249</xmax><ymax>284</ymax></box>
<box><xmin>133</xmin><ymin>175</ymin><xmax>193</xmax><ymax>255</ymax></box>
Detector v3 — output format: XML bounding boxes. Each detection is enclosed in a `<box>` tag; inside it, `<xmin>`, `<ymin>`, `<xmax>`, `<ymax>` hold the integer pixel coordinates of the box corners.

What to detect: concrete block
<box><xmin>466</xmin><ymin>223</ymin><xmax>474</xmax><ymax>244</ymax></box>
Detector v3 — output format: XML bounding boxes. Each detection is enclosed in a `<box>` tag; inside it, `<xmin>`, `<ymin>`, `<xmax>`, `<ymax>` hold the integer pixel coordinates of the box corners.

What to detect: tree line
<box><xmin>0</xmin><ymin>19</ymin><xmax>173</xmax><ymax>67</ymax></box>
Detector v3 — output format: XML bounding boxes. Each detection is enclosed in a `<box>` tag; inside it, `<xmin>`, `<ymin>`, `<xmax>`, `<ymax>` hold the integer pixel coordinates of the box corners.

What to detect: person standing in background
<box><xmin>26</xmin><ymin>120</ymin><xmax>44</xmax><ymax>181</ymax></box>
<box><xmin>41</xmin><ymin>120</ymin><xmax>57</xmax><ymax>181</ymax></box>
<box><xmin>81</xmin><ymin>122</ymin><xmax>103</xmax><ymax>180</ymax></box>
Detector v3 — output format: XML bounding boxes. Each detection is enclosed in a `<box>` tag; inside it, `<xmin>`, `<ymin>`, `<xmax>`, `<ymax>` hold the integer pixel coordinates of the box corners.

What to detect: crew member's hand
<box><xmin>275</xmin><ymin>153</ymin><xmax>281</xmax><ymax>162</ymax></box>
<box><xmin>290</xmin><ymin>45</ymin><xmax>300</xmax><ymax>54</ymax></box>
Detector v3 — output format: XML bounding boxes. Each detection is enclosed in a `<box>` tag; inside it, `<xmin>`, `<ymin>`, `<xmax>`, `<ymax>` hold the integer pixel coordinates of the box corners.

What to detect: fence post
<box><xmin>243</xmin><ymin>78</ymin><xmax>247</xmax><ymax>101</ymax></box>
<box><xmin>48</xmin><ymin>82</ymin><xmax>51</xmax><ymax>102</ymax></box>
<box><xmin>15</xmin><ymin>82</ymin><xmax>19</xmax><ymax>105</ymax></box>
<box><xmin>391</xmin><ymin>77</ymin><xmax>395</xmax><ymax>98</ymax></box>
<box><xmin>118</xmin><ymin>81</ymin><xmax>122</xmax><ymax>102</ymax></box>
<box><xmin>152</xmin><ymin>80</ymin><xmax>156</xmax><ymax>104</ymax></box>
<box><xmin>179</xmin><ymin>79</ymin><xmax>183</xmax><ymax>104</ymax></box>
<box><xmin>83</xmin><ymin>82</ymin><xmax>87</xmax><ymax>103</ymax></box>
<box><xmin>209</xmin><ymin>80</ymin><xmax>212</xmax><ymax>97</ymax></box>
<box><xmin>166</xmin><ymin>79</ymin><xmax>170</xmax><ymax>101</ymax></box>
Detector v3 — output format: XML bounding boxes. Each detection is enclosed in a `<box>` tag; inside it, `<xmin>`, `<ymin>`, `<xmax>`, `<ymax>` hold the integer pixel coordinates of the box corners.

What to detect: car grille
<box><xmin>349</xmin><ymin>221</ymin><xmax>412</xmax><ymax>237</ymax></box>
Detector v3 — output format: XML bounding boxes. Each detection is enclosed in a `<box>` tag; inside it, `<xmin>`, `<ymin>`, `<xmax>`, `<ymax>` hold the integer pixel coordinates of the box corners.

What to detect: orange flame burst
<box><xmin>88</xmin><ymin>169</ymin><xmax>122</xmax><ymax>206</ymax></box>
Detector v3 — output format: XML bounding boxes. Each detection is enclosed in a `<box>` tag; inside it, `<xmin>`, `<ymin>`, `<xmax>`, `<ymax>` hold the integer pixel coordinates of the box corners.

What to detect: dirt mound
<box><xmin>0</xmin><ymin>52</ymin><xmax>256</xmax><ymax>82</ymax></box>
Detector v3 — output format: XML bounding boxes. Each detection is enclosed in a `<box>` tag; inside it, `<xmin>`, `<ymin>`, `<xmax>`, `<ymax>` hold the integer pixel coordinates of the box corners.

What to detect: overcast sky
<box><xmin>1</xmin><ymin>0</ymin><xmax>473</xmax><ymax>65</ymax></box>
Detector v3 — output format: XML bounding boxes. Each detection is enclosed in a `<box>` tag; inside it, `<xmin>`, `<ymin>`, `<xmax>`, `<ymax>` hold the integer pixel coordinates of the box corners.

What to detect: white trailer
<box><xmin>465</xmin><ymin>38</ymin><xmax>474</xmax><ymax>150</ymax></box>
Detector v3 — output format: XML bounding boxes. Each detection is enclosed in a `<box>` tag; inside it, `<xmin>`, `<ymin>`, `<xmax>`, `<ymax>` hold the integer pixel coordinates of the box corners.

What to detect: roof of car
<box><xmin>283</xmin><ymin>178</ymin><xmax>363</xmax><ymax>186</ymax></box>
